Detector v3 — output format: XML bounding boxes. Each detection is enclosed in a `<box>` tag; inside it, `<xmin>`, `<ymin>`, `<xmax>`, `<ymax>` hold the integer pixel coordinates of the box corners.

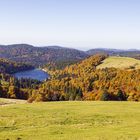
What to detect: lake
<box><xmin>14</xmin><ymin>69</ymin><xmax>49</xmax><ymax>81</ymax></box>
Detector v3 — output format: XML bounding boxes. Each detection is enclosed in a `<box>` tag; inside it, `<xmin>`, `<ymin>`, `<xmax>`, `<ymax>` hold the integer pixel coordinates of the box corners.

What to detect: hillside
<box><xmin>1</xmin><ymin>44</ymin><xmax>140</xmax><ymax>67</ymax></box>
<box><xmin>87</xmin><ymin>48</ymin><xmax>140</xmax><ymax>59</ymax></box>
<box><xmin>0</xmin><ymin>101</ymin><xmax>140</xmax><ymax>140</ymax></box>
<box><xmin>1</xmin><ymin>54</ymin><xmax>140</xmax><ymax>102</ymax></box>
<box><xmin>0</xmin><ymin>58</ymin><xmax>34</xmax><ymax>74</ymax></box>
<box><xmin>0</xmin><ymin>59</ymin><xmax>39</xmax><ymax>100</ymax></box>
<box><xmin>0</xmin><ymin>44</ymin><xmax>88</xmax><ymax>66</ymax></box>
<box><xmin>97</xmin><ymin>56</ymin><xmax>140</xmax><ymax>70</ymax></box>
<box><xmin>87</xmin><ymin>48</ymin><xmax>123</xmax><ymax>55</ymax></box>
<box><xmin>24</xmin><ymin>54</ymin><xmax>140</xmax><ymax>102</ymax></box>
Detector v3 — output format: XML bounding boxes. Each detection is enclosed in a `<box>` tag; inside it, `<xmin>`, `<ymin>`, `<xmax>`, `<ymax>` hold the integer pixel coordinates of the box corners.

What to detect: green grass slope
<box><xmin>97</xmin><ymin>56</ymin><xmax>140</xmax><ymax>69</ymax></box>
<box><xmin>0</xmin><ymin>101</ymin><xmax>140</xmax><ymax>140</ymax></box>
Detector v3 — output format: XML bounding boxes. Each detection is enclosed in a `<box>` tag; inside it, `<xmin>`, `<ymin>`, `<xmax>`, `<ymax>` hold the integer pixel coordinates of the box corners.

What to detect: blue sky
<box><xmin>0</xmin><ymin>0</ymin><xmax>140</xmax><ymax>50</ymax></box>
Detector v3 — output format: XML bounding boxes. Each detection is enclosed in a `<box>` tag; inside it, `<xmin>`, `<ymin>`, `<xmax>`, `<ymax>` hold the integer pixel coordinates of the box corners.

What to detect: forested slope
<box><xmin>0</xmin><ymin>44</ymin><xmax>88</xmax><ymax>66</ymax></box>
<box><xmin>1</xmin><ymin>55</ymin><xmax>140</xmax><ymax>102</ymax></box>
<box><xmin>0</xmin><ymin>58</ymin><xmax>34</xmax><ymax>74</ymax></box>
<box><xmin>29</xmin><ymin>55</ymin><xmax>140</xmax><ymax>102</ymax></box>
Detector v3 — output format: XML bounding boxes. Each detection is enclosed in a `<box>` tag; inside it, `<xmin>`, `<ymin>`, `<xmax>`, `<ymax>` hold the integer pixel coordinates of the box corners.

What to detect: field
<box><xmin>0</xmin><ymin>100</ymin><xmax>140</xmax><ymax>140</ymax></box>
<box><xmin>97</xmin><ymin>56</ymin><xmax>140</xmax><ymax>69</ymax></box>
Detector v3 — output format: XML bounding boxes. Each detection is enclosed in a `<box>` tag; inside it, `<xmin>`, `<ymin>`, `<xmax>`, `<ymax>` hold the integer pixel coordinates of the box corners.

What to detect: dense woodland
<box><xmin>0</xmin><ymin>44</ymin><xmax>87</xmax><ymax>66</ymax></box>
<box><xmin>1</xmin><ymin>54</ymin><xmax>140</xmax><ymax>102</ymax></box>
<box><xmin>0</xmin><ymin>58</ymin><xmax>39</xmax><ymax>100</ymax></box>
<box><xmin>0</xmin><ymin>73</ymin><xmax>41</xmax><ymax>100</ymax></box>
<box><xmin>0</xmin><ymin>58</ymin><xmax>34</xmax><ymax>74</ymax></box>
<box><xmin>44</xmin><ymin>60</ymin><xmax>79</xmax><ymax>71</ymax></box>
<box><xmin>1</xmin><ymin>44</ymin><xmax>140</xmax><ymax>67</ymax></box>
<box><xmin>29</xmin><ymin>54</ymin><xmax>140</xmax><ymax>102</ymax></box>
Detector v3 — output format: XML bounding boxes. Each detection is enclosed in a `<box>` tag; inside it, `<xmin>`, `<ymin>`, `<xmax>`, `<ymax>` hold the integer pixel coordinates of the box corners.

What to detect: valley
<box><xmin>1</xmin><ymin>1</ymin><xmax>140</xmax><ymax>139</ymax></box>
<box><xmin>1</xmin><ymin>49</ymin><xmax>140</xmax><ymax>102</ymax></box>
<box><xmin>13</xmin><ymin>69</ymin><xmax>49</xmax><ymax>81</ymax></box>
<box><xmin>0</xmin><ymin>46</ymin><xmax>140</xmax><ymax>140</ymax></box>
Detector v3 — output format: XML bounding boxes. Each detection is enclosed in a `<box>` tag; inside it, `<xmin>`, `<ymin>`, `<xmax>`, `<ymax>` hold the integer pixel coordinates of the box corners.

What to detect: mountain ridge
<box><xmin>0</xmin><ymin>44</ymin><xmax>140</xmax><ymax>67</ymax></box>
<box><xmin>0</xmin><ymin>44</ymin><xmax>88</xmax><ymax>67</ymax></box>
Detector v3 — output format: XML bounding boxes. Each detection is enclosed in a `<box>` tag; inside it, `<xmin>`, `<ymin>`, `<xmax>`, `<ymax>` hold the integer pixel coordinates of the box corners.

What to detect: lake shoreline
<box><xmin>13</xmin><ymin>68</ymin><xmax>49</xmax><ymax>81</ymax></box>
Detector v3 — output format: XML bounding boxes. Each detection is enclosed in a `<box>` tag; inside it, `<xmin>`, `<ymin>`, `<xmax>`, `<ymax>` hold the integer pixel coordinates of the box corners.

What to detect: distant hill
<box><xmin>97</xmin><ymin>56</ymin><xmax>140</xmax><ymax>70</ymax></box>
<box><xmin>0</xmin><ymin>58</ymin><xmax>34</xmax><ymax>74</ymax></box>
<box><xmin>87</xmin><ymin>48</ymin><xmax>140</xmax><ymax>59</ymax></box>
<box><xmin>1</xmin><ymin>44</ymin><xmax>140</xmax><ymax>68</ymax></box>
<box><xmin>0</xmin><ymin>44</ymin><xmax>88</xmax><ymax>67</ymax></box>
<box><xmin>87</xmin><ymin>48</ymin><xmax>124</xmax><ymax>55</ymax></box>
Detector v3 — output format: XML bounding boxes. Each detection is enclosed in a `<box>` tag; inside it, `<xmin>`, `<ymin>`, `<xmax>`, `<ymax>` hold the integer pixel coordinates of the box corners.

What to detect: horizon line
<box><xmin>0</xmin><ymin>43</ymin><xmax>140</xmax><ymax>51</ymax></box>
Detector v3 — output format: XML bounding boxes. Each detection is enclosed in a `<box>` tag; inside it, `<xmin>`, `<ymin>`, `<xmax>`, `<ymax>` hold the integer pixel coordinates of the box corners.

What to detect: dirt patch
<box><xmin>0</xmin><ymin>98</ymin><xmax>27</xmax><ymax>106</ymax></box>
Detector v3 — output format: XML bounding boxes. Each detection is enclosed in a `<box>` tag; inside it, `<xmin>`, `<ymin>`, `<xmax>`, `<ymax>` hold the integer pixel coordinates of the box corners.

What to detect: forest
<box><xmin>31</xmin><ymin>54</ymin><xmax>140</xmax><ymax>102</ymax></box>
<box><xmin>0</xmin><ymin>44</ymin><xmax>87</xmax><ymax>66</ymax></box>
<box><xmin>0</xmin><ymin>58</ymin><xmax>34</xmax><ymax>74</ymax></box>
<box><xmin>0</xmin><ymin>54</ymin><xmax>140</xmax><ymax>102</ymax></box>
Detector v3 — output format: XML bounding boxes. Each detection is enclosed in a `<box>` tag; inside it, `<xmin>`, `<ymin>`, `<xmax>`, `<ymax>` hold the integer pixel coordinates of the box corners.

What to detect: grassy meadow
<box><xmin>0</xmin><ymin>101</ymin><xmax>140</xmax><ymax>140</ymax></box>
<box><xmin>97</xmin><ymin>56</ymin><xmax>140</xmax><ymax>69</ymax></box>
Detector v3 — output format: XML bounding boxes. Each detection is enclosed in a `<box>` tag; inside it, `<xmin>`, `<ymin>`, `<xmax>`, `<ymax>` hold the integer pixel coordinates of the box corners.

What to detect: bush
<box><xmin>100</xmin><ymin>90</ymin><xmax>111</xmax><ymax>101</ymax></box>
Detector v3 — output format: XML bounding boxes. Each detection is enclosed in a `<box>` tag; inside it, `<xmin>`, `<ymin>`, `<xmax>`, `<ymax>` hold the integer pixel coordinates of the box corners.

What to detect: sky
<box><xmin>0</xmin><ymin>0</ymin><xmax>140</xmax><ymax>50</ymax></box>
